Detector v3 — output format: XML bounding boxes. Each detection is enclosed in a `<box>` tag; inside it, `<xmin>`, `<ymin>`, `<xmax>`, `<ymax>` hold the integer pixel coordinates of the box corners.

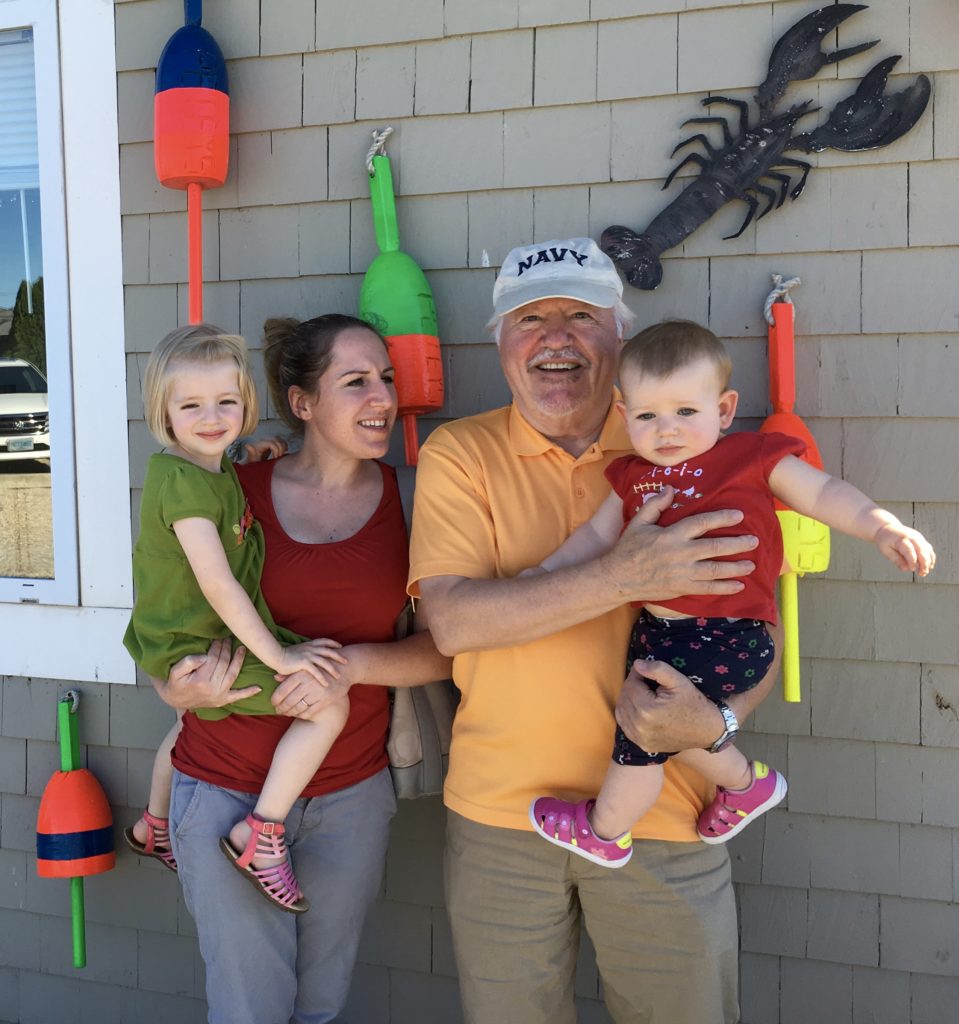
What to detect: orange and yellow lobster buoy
<box><xmin>759</xmin><ymin>276</ymin><xmax>830</xmax><ymax>703</ymax></box>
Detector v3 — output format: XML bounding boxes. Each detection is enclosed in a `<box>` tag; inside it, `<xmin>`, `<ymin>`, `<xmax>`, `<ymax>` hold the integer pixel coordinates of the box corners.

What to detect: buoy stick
<box><xmin>778</xmin><ymin>571</ymin><xmax>801</xmax><ymax>703</ymax></box>
<box><xmin>402</xmin><ymin>416</ymin><xmax>419</xmax><ymax>466</ymax></box>
<box><xmin>57</xmin><ymin>694</ymin><xmax>80</xmax><ymax>771</ymax></box>
<box><xmin>187</xmin><ymin>182</ymin><xmax>203</xmax><ymax>323</ymax></box>
<box><xmin>70</xmin><ymin>881</ymin><xmax>86</xmax><ymax>969</ymax></box>
<box><xmin>57</xmin><ymin>692</ymin><xmax>86</xmax><ymax>968</ymax></box>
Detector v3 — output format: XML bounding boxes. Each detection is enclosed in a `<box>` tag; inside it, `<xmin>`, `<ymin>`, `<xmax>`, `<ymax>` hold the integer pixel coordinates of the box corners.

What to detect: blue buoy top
<box><xmin>155</xmin><ymin>24</ymin><xmax>228</xmax><ymax>94</ymax></box>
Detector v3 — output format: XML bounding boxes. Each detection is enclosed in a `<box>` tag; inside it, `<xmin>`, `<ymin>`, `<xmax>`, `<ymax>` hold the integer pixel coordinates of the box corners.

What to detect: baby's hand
<box><xmin>875</xmin><ymin>523</ymin><xmax>936</xmax><ymax>576</ymax></box>
<box><xmin>276</xmin><ymin>638</ymin><xmax>347</xmax><ymax>686</ymax></box>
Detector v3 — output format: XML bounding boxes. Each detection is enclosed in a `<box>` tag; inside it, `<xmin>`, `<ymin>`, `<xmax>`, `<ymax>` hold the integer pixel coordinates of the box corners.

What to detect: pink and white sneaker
<box><xmin>529</xmin><ymin>796</ymin><xmax>633</xmax><ymax>868</ymax></box>
<box><xmin>697</xmin><ymin>761</ymin><xmax>787</xmax><ymax>844</ymax></box>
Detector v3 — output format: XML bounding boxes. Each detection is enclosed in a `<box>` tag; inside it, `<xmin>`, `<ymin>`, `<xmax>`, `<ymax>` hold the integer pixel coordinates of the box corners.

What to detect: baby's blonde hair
<box><xmin>143</xmin><ymin>323</ymin><xmax>259</xmax><ymax>446</ymax></box>
<box><xmin>620</xmin><ymin>320</ymin><xmax>733</xmax><ymax>390</ymax></box>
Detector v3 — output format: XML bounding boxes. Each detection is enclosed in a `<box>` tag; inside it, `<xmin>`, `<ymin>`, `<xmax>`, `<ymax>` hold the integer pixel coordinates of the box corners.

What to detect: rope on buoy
<box><xmin>763</xmin><ymin>274</ymin><xmax>802</xmax><ymax>325</ymax></box>
<box><xmin>366</xmin><ymin>127</ymin><xmax>394</xmax><ymax>176</ymax></box>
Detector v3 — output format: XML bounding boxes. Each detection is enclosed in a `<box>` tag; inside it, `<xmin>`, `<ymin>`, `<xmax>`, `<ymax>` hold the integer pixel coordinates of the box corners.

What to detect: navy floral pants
<box><xmin>613</xmin><ymin>610</ymin><xmax>774</xmax><ymax>766</ymax></box>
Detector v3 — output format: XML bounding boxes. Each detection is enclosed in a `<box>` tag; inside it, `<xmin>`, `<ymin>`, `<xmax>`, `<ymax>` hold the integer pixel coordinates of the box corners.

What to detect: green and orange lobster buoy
<box><xmin>359</xmin><ymin>128</ymin><xmax>444</xmax><ymax>465</ymax></box>
<box><xmin>759</xmin><ymin>276</ymin><xmax>830</xmax><ymax>703</ymax></box>
<box><xmin>36</xmin><ymin>691</ymin><xmax>115</xmax><ymax>968</ymax></box>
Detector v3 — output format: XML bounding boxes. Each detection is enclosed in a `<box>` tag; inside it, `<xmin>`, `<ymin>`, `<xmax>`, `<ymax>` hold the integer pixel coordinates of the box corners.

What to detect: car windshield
<box><xmin>0</xmin><ymin>364</ymin><xmax>46</xmax><ymax>395</ymax></box>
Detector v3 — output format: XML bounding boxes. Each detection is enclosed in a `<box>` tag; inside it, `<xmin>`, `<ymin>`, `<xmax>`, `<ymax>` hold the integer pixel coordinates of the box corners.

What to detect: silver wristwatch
<box><xmin>707</xmin><ymin>701</ymin><xmax>739</xmax><ymax>754</ymax></box>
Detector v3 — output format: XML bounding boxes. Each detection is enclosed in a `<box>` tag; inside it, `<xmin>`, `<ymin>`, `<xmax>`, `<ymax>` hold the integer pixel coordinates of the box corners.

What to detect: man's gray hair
<box><xmin>486</xmin><ymin>299</ymin><xmax>637</xmax><ymax>345</ymax></box>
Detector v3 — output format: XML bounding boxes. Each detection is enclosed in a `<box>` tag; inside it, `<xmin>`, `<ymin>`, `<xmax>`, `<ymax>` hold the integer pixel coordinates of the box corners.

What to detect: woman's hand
<box><xmin>272</xmin><ymin>667</ymin><xmax>351</xmax><ymax>720</ymax></box>
<box><xmin>152</xmin><ymin>638</ymin><xmax>260</xmax><ymax>710</ymax></box>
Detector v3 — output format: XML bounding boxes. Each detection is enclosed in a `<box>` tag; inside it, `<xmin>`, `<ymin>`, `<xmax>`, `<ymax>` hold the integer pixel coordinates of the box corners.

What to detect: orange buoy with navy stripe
<box><xmin>36</xmin><ymin>769</ymin><xmax>115</xmax><ymax>878</ymax></box>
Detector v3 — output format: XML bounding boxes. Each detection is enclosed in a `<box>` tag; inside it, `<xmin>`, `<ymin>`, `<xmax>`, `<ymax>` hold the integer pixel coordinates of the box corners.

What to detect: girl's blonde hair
<box><xmin>143</xmin><ymin>323</ymin><xmax>259</xmax><ymax>446</ymax></box>
<box><xmin>620</xmin><ymin>320</ymin><xmax>733</xmax><ymax>390</ymax></box>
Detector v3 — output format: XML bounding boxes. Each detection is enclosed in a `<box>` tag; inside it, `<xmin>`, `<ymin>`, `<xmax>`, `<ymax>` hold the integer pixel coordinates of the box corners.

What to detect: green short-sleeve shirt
<box><xmin>123</xmin><ymin>453</ymin><xmax>295</xmax><ymax>718</ymax></box>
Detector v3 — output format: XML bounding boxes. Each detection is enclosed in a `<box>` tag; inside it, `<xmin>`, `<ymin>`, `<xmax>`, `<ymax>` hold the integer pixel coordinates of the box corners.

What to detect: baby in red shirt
<box><xmin>528</xmin><ymin>320</ymin><xmax>935</xmax><ymax>865</ymax></box>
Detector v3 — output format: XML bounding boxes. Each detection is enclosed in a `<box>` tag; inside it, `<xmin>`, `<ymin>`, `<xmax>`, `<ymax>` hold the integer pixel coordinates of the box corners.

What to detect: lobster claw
<box><xmin>791</xmin><ymin>56</ymin><xmax>932</xmax><ymax>153</ymax></box>
<box><xmin>757</xmin><ymin>3</ymin><xmax>877</xmax><ymax>117</ymax></box>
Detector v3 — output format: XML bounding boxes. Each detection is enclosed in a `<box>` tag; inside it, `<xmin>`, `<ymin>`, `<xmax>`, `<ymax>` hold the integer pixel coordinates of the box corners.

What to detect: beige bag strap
<box><xmin>387</xmin><ymin>463</ymin><xmax>456</xmax><ymax>798</ymax></box>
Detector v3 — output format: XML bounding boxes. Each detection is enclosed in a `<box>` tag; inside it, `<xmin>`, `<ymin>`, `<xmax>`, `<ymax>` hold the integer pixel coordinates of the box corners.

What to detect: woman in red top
<box><xmin>152</xmin><ymin>314</ymin><xmax>449</xmax><ymax>1024</ymax></box>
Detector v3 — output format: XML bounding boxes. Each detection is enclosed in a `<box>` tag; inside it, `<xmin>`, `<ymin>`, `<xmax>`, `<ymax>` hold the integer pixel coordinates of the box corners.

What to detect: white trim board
<box><xmin>2</xmin><ymin>604</ymin><xmax>133</xmax><ymax>682</ymax></box>
<box><xmin>1</xmin><ymin>0</ymin><xmax>135</xmax><ymax>684</ymax></box>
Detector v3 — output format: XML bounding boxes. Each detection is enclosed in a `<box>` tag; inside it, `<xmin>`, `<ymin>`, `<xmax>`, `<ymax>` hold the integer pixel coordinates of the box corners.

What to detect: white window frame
<box><xmin>1</xmin><ymin>0</ymin><xmax>134</xmax><ymax>683</ymax></box>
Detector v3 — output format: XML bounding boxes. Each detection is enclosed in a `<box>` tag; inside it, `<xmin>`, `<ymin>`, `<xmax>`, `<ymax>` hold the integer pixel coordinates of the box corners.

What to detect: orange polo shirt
<box><xmin>409</xmin><ymin>402</ymin><xmax>712</xmax><ymax>841</ymax></box>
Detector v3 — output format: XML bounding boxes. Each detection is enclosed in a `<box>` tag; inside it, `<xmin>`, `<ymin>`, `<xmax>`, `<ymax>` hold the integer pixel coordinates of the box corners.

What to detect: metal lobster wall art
<box><xmin>601</xmin><ymin>4</ymin><xmax>931</xmax><ymax>290</ymax></box>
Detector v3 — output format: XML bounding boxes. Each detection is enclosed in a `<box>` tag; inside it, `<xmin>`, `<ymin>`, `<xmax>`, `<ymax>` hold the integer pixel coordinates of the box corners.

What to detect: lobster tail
<box><xmin>600</xmin><ymin>226</ymin><xmax>664</xmax><ymax>292</ymax></box>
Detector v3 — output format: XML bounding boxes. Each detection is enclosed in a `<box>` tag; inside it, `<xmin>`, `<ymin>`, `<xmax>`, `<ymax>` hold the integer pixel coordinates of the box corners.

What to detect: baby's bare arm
<box><xmin>537</xmin><ymin>491</ymin><xmax>623</xmax><ymax>573</ymax></box>
<box><xmin>769</xmin><ymin>456</ymin><xmax>935</xmax><ymax>575</ymax></box>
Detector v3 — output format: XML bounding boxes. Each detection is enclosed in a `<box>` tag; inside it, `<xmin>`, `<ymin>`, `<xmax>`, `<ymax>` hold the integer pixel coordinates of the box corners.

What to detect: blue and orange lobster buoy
<box><xmin>36</xmin><ymin>691</ymin><xmax>115</xmax><ymax>968</ymax></box>
<box><xmin>154</xmin><ymin>0</ymin><xmax>230</xmax><ymax>323</ymax></box>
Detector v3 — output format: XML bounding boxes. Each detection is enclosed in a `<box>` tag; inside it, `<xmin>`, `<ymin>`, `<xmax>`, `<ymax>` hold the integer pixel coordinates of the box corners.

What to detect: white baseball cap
<box><xmin>492</xmin><ymin>237</ymin><xmax>623</xmax><ymax>317</ymax></box>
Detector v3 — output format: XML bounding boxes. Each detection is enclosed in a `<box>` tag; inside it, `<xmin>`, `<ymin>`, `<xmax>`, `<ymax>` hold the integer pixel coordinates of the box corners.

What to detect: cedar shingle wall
<box><xmin>1</xmin><ymin>1</ymin><xmax>956</xmax><ymax>1019</ymax></box>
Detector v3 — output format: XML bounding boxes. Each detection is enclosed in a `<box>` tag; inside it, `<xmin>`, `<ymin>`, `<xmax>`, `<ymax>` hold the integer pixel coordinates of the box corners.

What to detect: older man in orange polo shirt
<box><xmin>409</xmin><ymin>237</ymin><xmax>779</xmax><ymax>1024</ymax></box>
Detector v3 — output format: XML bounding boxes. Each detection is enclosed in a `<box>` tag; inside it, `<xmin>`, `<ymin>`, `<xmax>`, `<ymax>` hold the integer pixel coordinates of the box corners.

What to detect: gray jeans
<box><xmin>170</xmin><ymin>767</ymin><xmax>396</xmax><ymax>1024</ymax></box>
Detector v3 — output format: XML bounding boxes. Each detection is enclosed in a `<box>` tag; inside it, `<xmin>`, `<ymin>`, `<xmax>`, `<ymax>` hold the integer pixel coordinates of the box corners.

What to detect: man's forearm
<box><xmin>421</xmin><ymin>559</ymin><xmax>628</xmax><ymax>655</ymax></box>
<box><xmin>421</xmin><ymin>512</ymin><xmax>759</xmax><ymax>656</ymax></box>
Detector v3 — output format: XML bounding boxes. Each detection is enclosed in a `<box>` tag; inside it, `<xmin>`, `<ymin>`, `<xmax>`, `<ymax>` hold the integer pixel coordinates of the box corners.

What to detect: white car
<box><xmin>0</xmin><ymin>358</ymin><xmax>50</xmax><ymax>462</ymax></box>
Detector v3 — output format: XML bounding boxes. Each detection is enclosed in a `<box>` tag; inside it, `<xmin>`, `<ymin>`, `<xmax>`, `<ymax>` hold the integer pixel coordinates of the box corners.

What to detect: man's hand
<box><xmin>604</xmin><ymin>487</ymin><xmax>758</xmax><ymax>604</ymax></box>
<box><xmin>615</xmin><ymin>660</ymin><xmax>725</xmax><ymax>754</ymax></box>
<box><xmin>616</xmin><ymin>622</ymin><xmax>781</xmax><ymax>754</ymax></box>
<box><xmin>153</xmin><ymin>639</ymin><xmax>261</xmax><ymax>710</ymax></box>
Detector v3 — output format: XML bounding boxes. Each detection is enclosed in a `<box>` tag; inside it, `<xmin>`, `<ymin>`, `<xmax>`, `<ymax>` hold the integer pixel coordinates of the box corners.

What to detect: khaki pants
<box><xmin>445</xmin><ymin>811</ymin><xmax>739</xmax><ymax>1024</ymax></box>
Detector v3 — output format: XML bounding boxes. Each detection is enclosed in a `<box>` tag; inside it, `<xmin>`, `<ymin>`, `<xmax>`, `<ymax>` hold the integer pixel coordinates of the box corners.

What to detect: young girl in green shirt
<box><xmin>124</xmin><ymin>324</ymin><xmax>352</xmax><ymax>913</ymax></box>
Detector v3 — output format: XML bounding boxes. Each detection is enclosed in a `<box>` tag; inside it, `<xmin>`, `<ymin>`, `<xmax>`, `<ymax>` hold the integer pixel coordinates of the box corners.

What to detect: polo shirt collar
<box><xmin>508</xmin><ymin>391</ymin><xmax>630</xmax><ymax>460</ymax></box>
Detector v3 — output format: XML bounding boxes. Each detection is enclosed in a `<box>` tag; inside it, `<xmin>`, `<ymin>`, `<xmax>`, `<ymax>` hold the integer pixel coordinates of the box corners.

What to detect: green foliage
<box><xmin>9</xmin><ymin>277</ymin><xmax>46</xmax><ymax>374</ymax></box>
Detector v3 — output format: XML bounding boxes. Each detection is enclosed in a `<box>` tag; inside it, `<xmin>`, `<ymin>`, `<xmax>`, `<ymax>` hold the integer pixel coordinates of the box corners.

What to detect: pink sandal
<box><xmin>219</xmin><ymin>814</ymin><xmax>309</xmax><ymax>914</ymax></box>
<box><xmin>529</xmin><ymin>796</ymin><xmax>633</xmax><ymax>868</ymax></box>
<box><xmin>123</xmin><ymin>810</ymin><xmax>178</xmax><ymax>873</ymax></box>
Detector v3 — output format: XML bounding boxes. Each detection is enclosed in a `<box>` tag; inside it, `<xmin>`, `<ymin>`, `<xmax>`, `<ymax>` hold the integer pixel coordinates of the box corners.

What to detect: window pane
<box><xmin>0</xmin><ymin>27</ymin><xmax>52</xmax><ymax>580</ymax></box>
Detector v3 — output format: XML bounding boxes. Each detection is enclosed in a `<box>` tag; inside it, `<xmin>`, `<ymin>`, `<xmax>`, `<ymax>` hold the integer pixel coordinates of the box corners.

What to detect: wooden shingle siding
<box><xmin>1</xmin><ymin>1</ymin><xmax>956</xmax><ymax>1020</ymax></box>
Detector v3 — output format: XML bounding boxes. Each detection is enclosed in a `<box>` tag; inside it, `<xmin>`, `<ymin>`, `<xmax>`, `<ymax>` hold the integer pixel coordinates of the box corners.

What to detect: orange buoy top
<box><xmin>36</xmin><ymin>769</ymin><xmax>115</xmax><ymax>878</ymax></box>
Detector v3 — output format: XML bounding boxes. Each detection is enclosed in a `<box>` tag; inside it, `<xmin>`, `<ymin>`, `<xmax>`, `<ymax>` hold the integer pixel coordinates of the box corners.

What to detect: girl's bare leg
<box><xmin>228</xmin><ymin>697</ymin><xmax>350</xmax><ymax>868</ymax></box>
<box><xmin>675</xmin><ymin>744</ymin><xmax>752</xmax><ymax>791</ymax></box>
<box><xmin>132</xmin><ymin>710</ymin><xmax>184</xmax><ymax>846</ymax></box>
<box><xmin>588</xmin><ymin>761</ymin><xmax>665</xmax><ymax>841</ymax></box>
